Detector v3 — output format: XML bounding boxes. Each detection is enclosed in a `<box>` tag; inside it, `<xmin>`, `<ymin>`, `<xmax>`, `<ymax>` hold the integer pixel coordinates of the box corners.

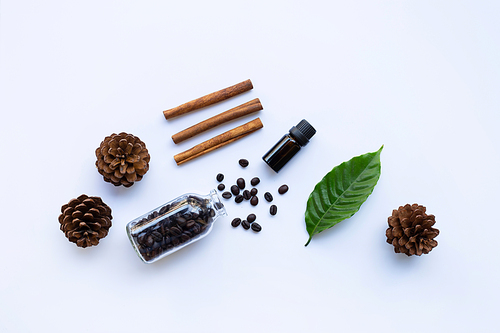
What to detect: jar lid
<box><xmin>290</xmin><ymin>119</ymin><xmax>316</xmax><ymax>146</ymax></box>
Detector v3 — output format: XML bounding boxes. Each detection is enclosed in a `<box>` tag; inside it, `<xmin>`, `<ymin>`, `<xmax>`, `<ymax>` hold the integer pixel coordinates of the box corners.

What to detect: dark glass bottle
<box><xmin>262</xmin><ymin>119</ymin><xmax>316</xmax><ymax>172</ymax></box>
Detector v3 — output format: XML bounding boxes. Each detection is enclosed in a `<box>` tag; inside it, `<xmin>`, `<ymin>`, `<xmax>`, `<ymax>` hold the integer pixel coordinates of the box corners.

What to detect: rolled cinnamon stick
<box><xmin>163</xmin><ymin>79</ymin><xmax>253</xmax><ymax>120</ymax></box>
<box><xmin>171</xmin><ymin>98</ymin><xmax>263</xmax><ymax>144</ymax></box>
<box><xmin>174</xmin><ymin>118</ymin><xmax>263</xmax><ymax>165</ymax></box>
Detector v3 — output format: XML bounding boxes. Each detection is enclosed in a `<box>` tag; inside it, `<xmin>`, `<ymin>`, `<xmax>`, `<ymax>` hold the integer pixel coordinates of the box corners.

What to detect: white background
<box><xmin>1</xmin><ymin>1</ymin><xmax>499</xmax><ymax>332</ymax></box>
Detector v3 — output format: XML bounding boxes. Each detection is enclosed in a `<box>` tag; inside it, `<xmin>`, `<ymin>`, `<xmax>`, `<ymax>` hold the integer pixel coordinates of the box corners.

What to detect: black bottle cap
<box><xmin>289</xmin><ymin>119</ymin><xmax>316</xmax><ymax>146</ymax></box>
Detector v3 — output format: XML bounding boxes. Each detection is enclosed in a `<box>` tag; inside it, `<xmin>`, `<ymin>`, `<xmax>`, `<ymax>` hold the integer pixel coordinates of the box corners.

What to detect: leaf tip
<box><xmin>305</xmin><ymin>236</ymin><xmax>312</xmax><ymax>247</ymax></box>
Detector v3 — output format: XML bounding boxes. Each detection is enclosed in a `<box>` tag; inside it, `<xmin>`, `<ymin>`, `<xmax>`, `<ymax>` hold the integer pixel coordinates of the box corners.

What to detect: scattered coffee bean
<box><xmin>251</xmin><ymin>223</ymin><xmax>262</xmax><ymax>232</ymax></box>
<box><xmin>264</xmin><ymin>192</ymin><xmax>273</xmax><ymax>202</ymax></box>
<box><xmin>235</xmin><ymin>194</ymin><xmax>244</xmax><ymax>203</ymax></box>
<box><xmin>237</xmin><ymin>178</ymin><xmax>245</xmax><ymax>189</ymax></box>
<box><xmin>278</xmin><ymin>184</ymin><xmax>289</xmax><ymax>194</ymax></box>
<box><xmin>247</xmin><ymin>213</ymin><xmax>256</xmax><ymax>223</ymax></box>
<box><xmin>230</xmin><ymin>185</ymin><xmax>240</xmax><ymax>196</ymax></box>
<box><xmin>231</xmin><ymin>218</ymin><xmax>241</xmax><ymax>227</ymax></box>
<box><xmin>242</xmin><ymin>190</ymin><xmax>251</xmax><ymax>200</ymax></box>
<box><xmin>250</xmin><ymin>196</ymin><xmax>259</xmax><ymax>206</ymax></box>
<box><xmin>239</xmin><ymin>159</ymin><xmax>249</xmax><ymax>167</ymax></box>
<box><xmin>222</xmin><ymin>191</ymin><xmax>232</xmax><ymax>199</ymax></box>
<box><xmin>250</xmin><ymin>177</ymin><xmax>260</xmax><ymax>186</ymax></box>
<box><xmin>242</xmin><ymin>220</ymin><xmax>250</xmax><ymax>230</ymax></box>
<box><xmin>216</xmin><ymin>173</ymin><xmax>224</xmax><ymax>182</ymax></box>
<box><xmin>270</xmin><ymin>205</ymin><xmax>277</xmax><ymax>216</ymax></box>
<box><xmin>217</xmin><ymin>184</ymin><xmax>225</xmax><ymax>191</ymax></box>
<box><xmin>250</xmin><ymin>188</ymin><xmax>258</xmax><ymax>196</ymax></box>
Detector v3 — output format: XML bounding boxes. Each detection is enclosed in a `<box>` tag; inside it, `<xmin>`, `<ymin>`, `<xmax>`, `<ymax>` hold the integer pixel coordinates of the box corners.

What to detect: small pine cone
<box><xmin>95</xmin><ymin>132</ymin><xmax>150</xmax><ymax>187</ymax></box>
<box><xmin>386</xmin><ymin>204</ymin><xmax>439</xmax><ymax>256</ymax></box>
<box><xmin>58</xmin><ymin>194</ymin><xmax>113</xmax><ymax>248</ymax></box>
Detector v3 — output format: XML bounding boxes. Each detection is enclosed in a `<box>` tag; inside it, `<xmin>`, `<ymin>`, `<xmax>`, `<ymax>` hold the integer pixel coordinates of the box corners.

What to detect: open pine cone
<box><xmin>59</xmin><ymin>194</ymin><xmax>113</xmax><ymax>248</ymax></box>
<box><xmin>386</xmin><ymin>204</ymin><xmax>439</xmax><ymax>256</ymax></box>
<box><xmin>95</xmin><ymin>132</ymin><xmax>150</xmax><ymax>187</ymax></box>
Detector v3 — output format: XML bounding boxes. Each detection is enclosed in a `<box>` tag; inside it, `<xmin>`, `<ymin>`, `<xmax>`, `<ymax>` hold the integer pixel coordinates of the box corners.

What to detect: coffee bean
<box><xmin>270</xmin><ymin>205</ymin><xmax>277</xmax><ymax>216</ymax></box>
<box><xmin>264</xmin><ymin>192</ymin><xmax>273</xmax><ymax>202</ymax></box>
<box><xmin>151</xmin><ymin>231</ymin><xmax>163</xmax><ymax>242</ymax></box>
<box><xmin>145</xmin><ymin>235</ymin><xmax>154</xmax><ymax>247</ymax></box>
<box><xmin>235</xmin><ymin>194</ymin><xmax>243</xmax><ymax>203</ymax></box>
<box><xmin>250</xmin><ymin>188</ymin><xmax>258</xmax><ymax>196</ymax></box>
<box><xmin>217</xmin><ymin>184</ymin><xmax>225</xmax><ymax>191</ymax></box>
<box><xmin>239</xmin><ymin>159</ymin><xmax>249</xmax><ymax>167</ymax></box>
<box><xmin>237</xmin><ymin>178</ymin><xmax>245</xmax><ymax>189</ymax></box>
<box><xmin>250</xmin><ymin>196</ymin><xmax>259</xmax><ymax>206</ymax></box>
<box><xmin>231</xmin><ymin>218</ymin><xmax>241</xmax><ymax>227</ymax></box>
<box><xmin>222</xmin><ymin>191</ymin><xmax>232</xmax><ymax>199</ymax></box>
<box><xmin>241</xmin><ymin>220</ymin><xmax>250</xmax><ymax>230</ymax></box>
<box><xmin>251</xmin><ymin>223</ymin><xmax>262</xmax><ymax>232</ymax></box>
<box><xmin>216</xmin><ymin>173</ymin><xmax>224</xmax><ymax>182</ymax></box>
<box><xmin>250</xmin><ymin>177</ymin><xmax>260</xmax><ymax>186</ymax></box>
<box><xmin>186</xmin><ymin>220</ymin><xmax>196</xmax><ymax>228</ymax></box>
<box><xmin>242</xmin><ymin>190</ymin><xmax>251</xmax><ymax>200</ymax></box>
<box><xmin>231</xmin><ymin>185</ymin><xmax>240</xmax><ymax>196</ymax></box>
<box><xmin>278</xmin><ymin>184</ymin><xmax>289</xmax><ymax>194</ymax></box>
<box><xmin>170</xmin><ymin>226</ymin><xmax>182</xmax><ymax>236</ymax></box>
<box><xmin>247</xmin><ymin>213</ymin><xmax>256</xmax><ymax>223</ymax></box>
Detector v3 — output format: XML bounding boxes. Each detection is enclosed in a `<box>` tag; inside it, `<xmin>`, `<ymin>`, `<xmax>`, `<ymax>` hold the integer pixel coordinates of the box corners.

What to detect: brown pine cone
<box><xmin>58</xmin><ymin>194</ymin><xmax>113</xmax><ymax>248</ymax></box>
<box><xmin>386</xmin><ymin>204</ymin><xmax>439</xmax><ymax>256</ymax></box>
<box><xmin>95</xmin><ymin>132</ymin><xmax>150</xmax><ymax>187</ymax></box>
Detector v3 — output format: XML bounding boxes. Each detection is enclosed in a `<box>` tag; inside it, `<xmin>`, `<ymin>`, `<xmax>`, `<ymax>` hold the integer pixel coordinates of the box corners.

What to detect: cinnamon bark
<box><xmin>163</xmin><ymin>79</ymin><xmax>253</xmax><ymax>120</ymax></box>
<box><xmin>174</xmin><ymin>118</ymin><xmax>263</xmax><ymax>165</ymax></box>
<box><xmin>171</xmin><ymin>98</ymin><xmax>262</xmax><ymax>144</ymax></box>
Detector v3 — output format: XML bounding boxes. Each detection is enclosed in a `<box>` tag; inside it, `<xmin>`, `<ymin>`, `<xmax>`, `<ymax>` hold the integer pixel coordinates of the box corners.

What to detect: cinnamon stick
<box><xmin>163</xmin><ymin>79</ymin><xmax>253</xmax><ymax>120</ymax></box>
<box><xmin>171</xmin><ymin>98</ymin><xmax>263</xmax><ymax>144</ymax></box>
<box><xmin>174</xmin><ymin>118</ymin><xmax>263</xmax><ymax>165</ymax></box>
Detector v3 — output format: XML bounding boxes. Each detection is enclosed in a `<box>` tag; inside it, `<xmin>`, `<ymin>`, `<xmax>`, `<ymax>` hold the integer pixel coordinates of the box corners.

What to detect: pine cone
<box><xmin>58</xmin><ymin>194</ymin><xmax>113</xmax><ymax>248</ymax></box>
<box><xmin>95</xmin><ymin>132</ymin><xmax>150</xmax><ymax>187</ymax></box>
<box><xmin>386</xmin><ymin>204</ymin><xmax>439</xmax><ymax>256</ymax></box>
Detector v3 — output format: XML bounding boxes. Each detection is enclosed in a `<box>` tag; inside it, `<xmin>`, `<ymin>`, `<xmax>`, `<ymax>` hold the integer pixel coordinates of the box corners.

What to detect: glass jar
<box><xmin>126</xmin><ymin>189</ymin><xmax>226</xmax><ymax>263</ymax></box>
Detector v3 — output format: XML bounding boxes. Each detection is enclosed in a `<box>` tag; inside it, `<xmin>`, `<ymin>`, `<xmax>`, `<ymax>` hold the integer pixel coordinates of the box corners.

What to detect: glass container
<box><xmin>126</xmin><ymin>189</ymin><xmax>226</xmax><ymax>263</ymax></box>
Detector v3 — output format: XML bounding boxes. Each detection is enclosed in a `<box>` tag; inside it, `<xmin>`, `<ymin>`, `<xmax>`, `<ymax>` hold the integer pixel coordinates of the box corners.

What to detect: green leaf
<box><xmin>304</xmin><ymin>146</ymin><xmax>383</xmax><ymax>246</ymax></box>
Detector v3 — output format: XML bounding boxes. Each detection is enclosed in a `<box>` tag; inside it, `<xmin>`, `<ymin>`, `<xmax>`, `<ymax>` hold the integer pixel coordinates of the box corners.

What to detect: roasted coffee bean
<box><xmin>186</xmin><ymin>220</ymin><xmax>196</xmax><ymax>228</ymax></box>
<box><xmin>208</xmin><ymin>208</ymin><xmax>215</xmax><ymax>217</ymax></box>
<box><xmin>177</xmin><ymin>217</ymin><xmax>187</xmax><ymax>228</ymax></box>
<box><xmin>230</xmin><ymin>185</ymin><xmax>240</xmax><ymax>196</ymax></box>
<box><xmin>172</xmin><ymin>237</ymin><xmax>180</xmax><ymax>246</ymax></box>
<box><xmin>250</xmin><ymin>196</ymin><xmax>259</xmax><ymax>206</ymax></box>
<box><xmin>217</xmin><ymin>184</ymin><xmax>225</xmax><ymax>191</ymax></box>
<box><xmin>180</xmin><ymin>233</ymin><xmax>190</xmax><ymax>242</ymax></box>
<box><xmin>264</xmin><ymin>192</ymin><xmax>273</xmax><ymax>202</ymax></box>
<box><xmin>170</xmin><ymin>226</ymin><xmax>182</xmax><ymax>236</ymax></box>
<box><xmin>145</xmin><ymin>235</ymin><xmax>154</xmax><ymax>247</ymax></box>
<box><xmin>250</xmin><ymin>177</ymin><xmax>260</xmax><ymax>186</ymax></box>
<box><xmin>278</xmin><ymin>184</ymin><xmax>289</xmax><ymax>194</ymax></box>
<box><xmin>222</xmin><ymin>191</ymin><xmax>232</xmax><ymax>199</ymax></box>
<box><xmin>270</xmin><ymin>205</ymin><xmax>278</xmax><ymax>216</ymax></box>
<box><xmin>237</xmin><ymin>178</ymin><xmax>245</xmax><ymax>189</ymax></box>
<box><xmin>239</xmin><ymin>159</ymin><xmax>249</xmax><ymax>167</ymax></box>
<box><xmin>151</xmin><ymin>231</ymin><xmax>163</xmax><ymax>242</ymax></box>
<box><xmin>241</xmin><ymin>220</ymin><xmax>250</xmax><ymax>230</ymax></box>
<box><xmin>247</xmin><ymin>213</ymin><xmax>256</xmax><ymax>223</ymax></box>
<box><xmin>250</xmin><ymin>188</ymin><xmax>258</xmax><ymax>196</ymax></box>
<box><xmin>235</xmin><ymin>194</ymin><xmax>244</xmax><ymax>203</ymax></box>
<box><xmin>251</xmin><ymin>222</ymin><xmax>262</xmax><ymax>232</ymax></box>
<box><xmin>159</xmin><ymin>205</ymin><xmax>169</xmax><ymax>215</ymax></box>
<box><xmin>216</xmin><ymin>173</ymin><xmax>224</xmax><ymax>182</ymax></box>
<box><xmin>242</xmin><ymin>190</ymin><xmax>251</xmax><ymax>200</ymax></box>
<box><xmin>231</xmin><ymin>218</ymin><xmax>241</xmax><ymax>227</ymax></box>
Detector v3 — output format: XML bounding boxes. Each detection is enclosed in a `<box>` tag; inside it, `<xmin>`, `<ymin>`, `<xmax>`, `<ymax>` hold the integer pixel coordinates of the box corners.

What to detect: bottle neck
<box><xmin>209</xmin><ymin>189</ymin><xmax>227</xmax><ymax>219</ymax></box>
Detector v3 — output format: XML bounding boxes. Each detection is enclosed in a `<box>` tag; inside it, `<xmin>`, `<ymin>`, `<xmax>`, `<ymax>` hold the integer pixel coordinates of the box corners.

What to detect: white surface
<box><xmin>1</xmin><ymin>1</ymin><xmax>499</xmax><ymax>332</ymax></box>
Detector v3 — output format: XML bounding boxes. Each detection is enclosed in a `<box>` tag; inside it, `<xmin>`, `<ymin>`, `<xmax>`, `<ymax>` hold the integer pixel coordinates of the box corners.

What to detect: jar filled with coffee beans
<box><xmin>126</xmin><ymin>190</ymin><xmax>226</xmax><ymax>263</ymax></box>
